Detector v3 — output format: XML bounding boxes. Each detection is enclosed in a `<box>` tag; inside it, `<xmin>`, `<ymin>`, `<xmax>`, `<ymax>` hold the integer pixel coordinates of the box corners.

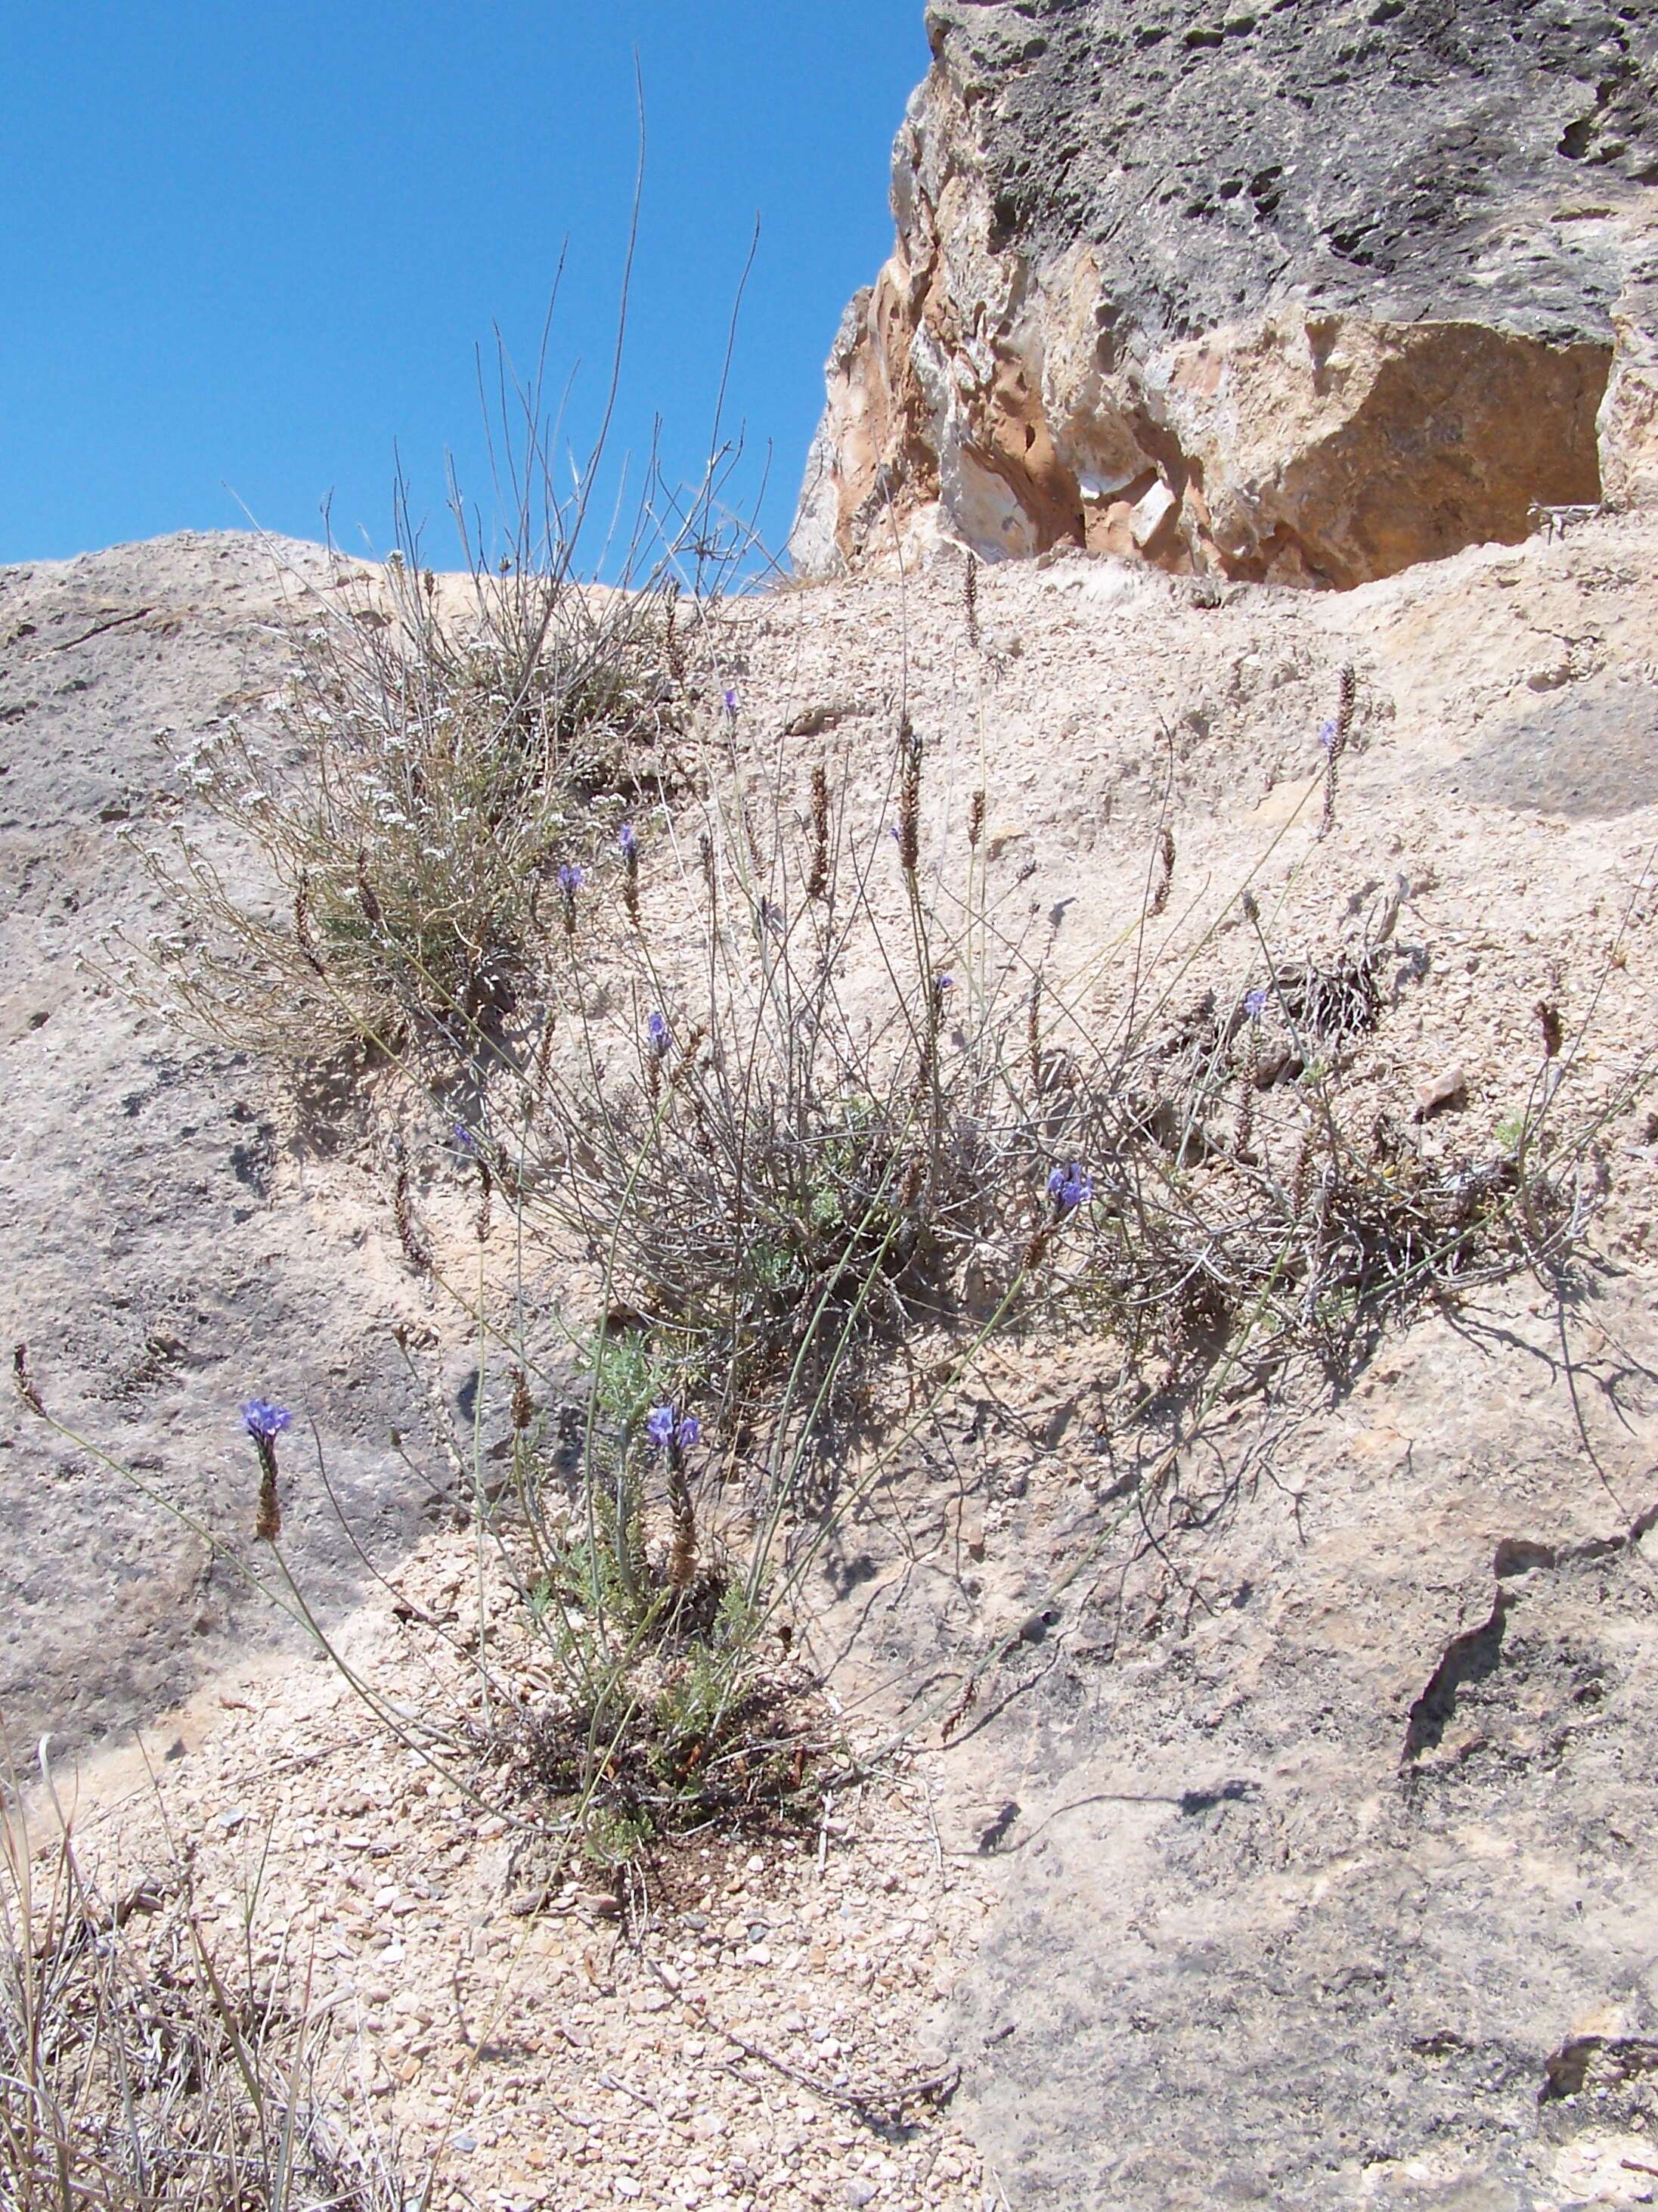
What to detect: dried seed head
<box><xmin>671</xmin><ymin>1023</ymin><xmax>708</xmax><ymax>1090</ymax></box>
<box><xmin>667</xmin><ymin>1457</ymin><xmax>697</xmax><ymax>1593</ymax></box>
<box><xmin>392</xmin><ymin>1148</ymin><xmax>432</xmax><ymax>1276</ymax></box>
<box><xmin>355</xmin><ymin>849</ymin><xmax>383</xmax><ymax>930</ymax></box>
<box><xmin>1289</xmin><ymin>1133</ymin><xmax>1311</xmax><ymax>1222</ymax></box>
<box><xmin>256</xmin><ymin>1461</ymin><xmax>281</xmax><ymax>1542</ymax></box>
<box><xmin>1319</xmin><ymin>665</ymin><xmax>1357</xmax><ymax>838</ymax></box>
<box><xmin>12</xmin><ymin>1342</ymin><xmax>43</xmax><ymax>1417</ymax></box>
<box><xmin>897</xmin><ymin>716</ymin><xmax>922</xmax><ymax>875</ymax></box>
<box><xmin>1149</xmin><ymin>827</ymin><xmax>1176</xmax><ymax>919</ymax></box>
<box><xmin>1238</xmin><ymin>1022</ymin><xmax>1260</xmax><ymax>1154</ymax></box>
<box><xmin>968</xmin><ymin>789</ymin><xmax>986</xmax><ymax>849</ymax></box>
<box><xmin>964</xmin><ymin>555</ymin><xmax>981</xmax><ymax>651</ymax></box>
<box><xmin>510</xmin><ymin>1366</ymin><xmax>534</xmax><ymax>1432</ymax></box>
<box><xmin>941</xmin><ymin>1675</ymin><xmax>978</xmax><ymax>1744</ymax></box>
<box><xmin>530</xmin><ymin>1009</ymin><xmax>556</xmax><ymax>1106</ymax></box>
<box><xmin>473</xmin><ymin>1152</ymin><xmax>493</xmax><ymax>1244</ymax></box>
<box><xmin>293</xmin><ymin>873</ymin><xmax>325</xmax><ymax>977</ymax></box>
<box><xmin>1021</xmin><ymin>1221</ymin><xmax>1054</xmax><ymax>1271</ymax></box>
<box><xmin>1536</xmin><ymin>1001</ymin><xmax>1563</xmax><ymax>1059</ymax></box>
<box><xmin>807</xmin><ymin>763</ymin><xmax>830</xmax><ymax>900</ymax></box>
<box><xmin>1336</xmin><ymin>662</ymin><xmax>1357</xmax><ymax>749</ymax></box>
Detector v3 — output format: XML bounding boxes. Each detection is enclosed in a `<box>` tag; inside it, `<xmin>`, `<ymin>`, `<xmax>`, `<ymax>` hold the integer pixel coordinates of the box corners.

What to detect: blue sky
<box><xmin>0</xmin><ymin>5</ymin><xmax>926</xmax><ymax>569</ymax></box>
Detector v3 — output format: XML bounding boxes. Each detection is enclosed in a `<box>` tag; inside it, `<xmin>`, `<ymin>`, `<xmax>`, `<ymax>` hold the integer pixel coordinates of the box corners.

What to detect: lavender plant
<box><xmin>46</xmin><ymin>385</ymin><xmax>1637</xmax><ymax>1895</ymax></box>
<box><xmin>107</xmin><ymin>322</ymin><xmax>751</xmax><ymax>1069</ymax></box>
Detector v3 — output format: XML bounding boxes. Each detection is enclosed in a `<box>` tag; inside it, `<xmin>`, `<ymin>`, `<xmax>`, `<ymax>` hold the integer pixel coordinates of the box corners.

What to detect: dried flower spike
<box><xmin>1319</xmin><ymin>665</ymin><xmax>1356</xmax><ymax>837</ymax></box>
<box><xmin>392</xmin><ymin>1149</ymin><xmax>432</xmax><ymax>1276</ymax></box>
<box><xmin>293</xmin><ymin>873</ymin><xmax>325</xmax><ymax>977</ymax></box>
<box><xmin>355</xmin><ymin>849</ymin><xmax>383</xmax><ymax>930</ymax></box>
<box><xmin>619</xmin><ymin>824</ymin><xmax>640</xmax><ymax>925</ymax></box>
<box><xmin>12</xmin><ymin>1342</ymin><xmax>44</xmax><ymax>1417</ymax></box>
<box><xmin>240</xmin><ymin>1398</ymin><xmax>293</xmax><ymax>1542</ymax></box>
<box><xmin>1149</xmin><ymin>827</ymin><xmax>1176</xmax><ymax>918</ymax></box>
<box><xmin>806</xmin><ymin>764</ymin><xmax>830</xmax><ymax>900</ymax></box>
<box><xmin>897</xmin><ymin>716</ymin><xmax>922</xmax><ymax>875</ymax></box>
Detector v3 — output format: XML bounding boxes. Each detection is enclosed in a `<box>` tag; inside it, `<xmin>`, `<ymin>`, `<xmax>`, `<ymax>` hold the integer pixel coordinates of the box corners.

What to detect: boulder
<box><xmin>794</xmin><ymin>0</ymin><xmax>1658</xmax><ymax>585</ymax></box>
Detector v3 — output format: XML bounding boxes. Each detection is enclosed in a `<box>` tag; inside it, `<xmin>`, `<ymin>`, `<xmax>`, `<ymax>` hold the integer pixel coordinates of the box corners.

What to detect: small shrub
<box><xmin>110</xmin><ymin>321</ymin><xmax>748</xmax><ymax>1069</ymax></box>
<box><xmin>120</xmin><ymin>548</ymin><xmax>690</xmax><ymax>1065</ymax></box>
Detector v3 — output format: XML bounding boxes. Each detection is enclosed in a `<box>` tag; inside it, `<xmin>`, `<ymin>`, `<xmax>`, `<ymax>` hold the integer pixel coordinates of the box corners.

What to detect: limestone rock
<box><xmin>794</xmin><ymin>0</ymin><xmax>1658</xmax><ymax>586</ymax></box>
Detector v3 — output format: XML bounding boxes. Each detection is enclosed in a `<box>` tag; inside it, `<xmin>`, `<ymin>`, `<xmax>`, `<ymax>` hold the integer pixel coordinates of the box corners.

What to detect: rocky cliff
<box><xmin>794</xmin><ymin>0</ymin><xmax>1658</xmax><ymax>585</ymax></box>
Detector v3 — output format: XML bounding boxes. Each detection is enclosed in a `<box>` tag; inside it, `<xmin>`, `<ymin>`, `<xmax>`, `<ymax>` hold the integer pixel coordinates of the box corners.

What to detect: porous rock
<box><xmin>794</xmin><ymin>0</ymin><xmax>1658</xmax><ymax>585</ymax></box>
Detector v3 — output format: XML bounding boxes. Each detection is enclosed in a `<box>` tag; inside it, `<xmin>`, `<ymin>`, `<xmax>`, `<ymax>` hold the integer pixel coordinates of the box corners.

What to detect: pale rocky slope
<box><xmin>6</xmin><ymin>506</ymin><xmax>1658</xmax><ymax>2207</ymax></box>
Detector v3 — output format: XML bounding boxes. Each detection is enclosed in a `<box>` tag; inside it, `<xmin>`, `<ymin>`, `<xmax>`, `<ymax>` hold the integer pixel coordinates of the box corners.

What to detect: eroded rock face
<box><xmin>793</xmin><ymin>0</ymin><xmax>1658</xmax><ymax>585</ymax></box>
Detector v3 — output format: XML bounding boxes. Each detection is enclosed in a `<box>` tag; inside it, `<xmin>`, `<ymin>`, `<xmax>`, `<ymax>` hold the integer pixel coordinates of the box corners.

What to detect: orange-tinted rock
<box><xmin>795</xmin><ymin>0</ymin><xmax>1658</xmax><ymax>587</ymax></box>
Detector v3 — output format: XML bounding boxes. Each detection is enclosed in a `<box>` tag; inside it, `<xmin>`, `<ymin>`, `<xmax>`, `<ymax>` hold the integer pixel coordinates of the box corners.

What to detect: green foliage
<box><xmin>579</xmin><ymin>1804</ymin><xmax>652</xmax><ymax>1872</ymax></box>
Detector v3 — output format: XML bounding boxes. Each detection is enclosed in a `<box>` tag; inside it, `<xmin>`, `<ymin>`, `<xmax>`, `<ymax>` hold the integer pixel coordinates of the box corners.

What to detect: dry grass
<box><xmin>0</xmin><ymin>1770</ymin><xmax>410</xmax><ymax>2212</ymax></box>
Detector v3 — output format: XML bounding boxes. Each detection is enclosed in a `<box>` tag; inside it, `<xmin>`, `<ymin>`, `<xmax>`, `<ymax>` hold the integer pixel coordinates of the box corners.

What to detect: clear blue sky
<box><xmin>0</xmin><ymin>5</ymin><xmax>927</xmax><ymax>570</ymax></box>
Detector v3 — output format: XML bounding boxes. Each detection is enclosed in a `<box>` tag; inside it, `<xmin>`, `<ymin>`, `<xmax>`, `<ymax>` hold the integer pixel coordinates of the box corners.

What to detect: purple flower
<box><xmin>453</xmin><ymin>1122</ymin><xmax>476</xmax><ymax>1151</ymax></box>
<box><xmin>1318</xmin><ymin>718</ymin><xmax>1338</xmax><ymax>754</ymax></box>
<box><xmin>618</xmin><ymin>823</ymin><xmax>638</xmax><ymax>859</ymax></box>
<box><xmin>240</xmin><ymin>1398</ymin><xmax>293</xmax><ymax>1444</ymax></box>
<box><xmin>646</xmin><ymin>1404</ymin><xmax>700</xmax><ymax>1458</ymax></box>
<box><xmin>721</xmin><ymin>687</ymin><xmax>739</xmax><ymax>720</ymax></box>
<box><xmin>934</xmin><ymin>973</ymin><xmax>955</xmax><ymax>993</ymax></box>
<box><xmin>556</xmin><ymin>864</ymin><xmax>583</xmax><ymax>896</ymax></box>
<box><xmin>1244</xmin><ymin>987</ymin><xmax>1269</xmax><ymax>1022</ymax></box>
<box><xmin>1046</xmin><ymin>1163</ymin><xmax>1092</xmax><ymax>1216</ymax></box>
<box><xmin>646</xmin><ymin>1011</ymin><xmax>671</xmax><ymax>1058</ymax></box>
